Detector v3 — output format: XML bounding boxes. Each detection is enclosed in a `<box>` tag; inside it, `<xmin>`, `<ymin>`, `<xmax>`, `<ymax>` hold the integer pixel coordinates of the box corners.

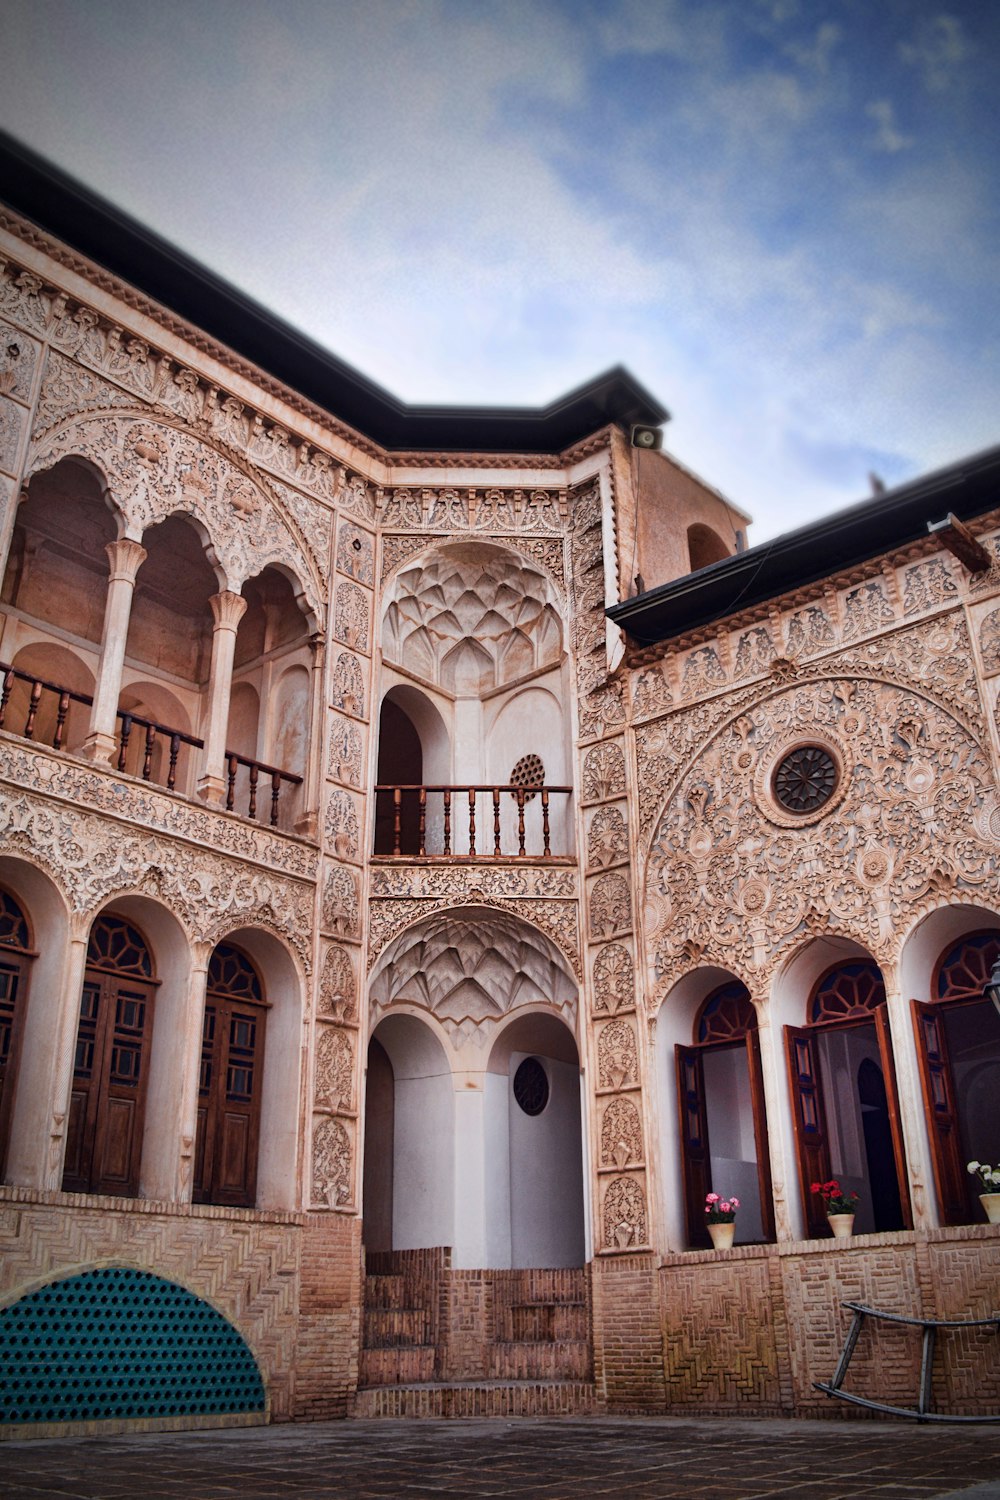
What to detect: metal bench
<box><xmin>814</xmin><ymin>1301</ymin><xmax>1000</xmax><ymax>1422</ymax></box>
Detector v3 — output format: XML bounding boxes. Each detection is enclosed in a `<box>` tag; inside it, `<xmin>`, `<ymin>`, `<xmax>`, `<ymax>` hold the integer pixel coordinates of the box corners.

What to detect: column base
<box><xmin>197</xmin><ymin>774</ymin><xmax>226</xmax><ymax>807</ymax></box>
<box><xmin>294</xmin><ymin>810</ymin><xmax>319</xmax><ymax>840</ymax></box>
<box><xmin>81</xmin><ymin>731</ymin><xmax>119</xmax><ymax>764</ymax></box>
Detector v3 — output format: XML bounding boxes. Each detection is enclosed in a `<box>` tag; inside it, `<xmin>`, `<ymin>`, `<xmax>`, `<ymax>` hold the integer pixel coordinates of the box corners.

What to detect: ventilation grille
<box><xmin>0</xmin><ymin>1267</ymin><xmax>265</xmax><ymax>1424</ymax></box>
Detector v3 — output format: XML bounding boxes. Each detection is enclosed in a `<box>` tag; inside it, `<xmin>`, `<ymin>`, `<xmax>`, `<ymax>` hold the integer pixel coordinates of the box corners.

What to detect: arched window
<box><xmin>914</xmin><ymin>931</ymin><xmax>1000</xmax><ymax>1225</ymax></box>
<box><xmin>676</xmin><ymin>981</ymin><xmax>774</xmax><ymax>1247</ymax></box>
<box><xmin>63</xmin><ymin>914</ymin><xmax>156</xmax><ymax>1197</ymax></box>
<box><xmin>787</xmin><ymin>960</ymin><xmax>909</xmax><ymax>1238</ymax></box>
<box><xmin>194</xmin><ymin>943</ymin><xmax>267</xmax><ymax>1208</ymax></box>
<box><xmin>0</xmin><ymin>888</ymin><xmax>33</xmax><ymax>1179</ymax></box>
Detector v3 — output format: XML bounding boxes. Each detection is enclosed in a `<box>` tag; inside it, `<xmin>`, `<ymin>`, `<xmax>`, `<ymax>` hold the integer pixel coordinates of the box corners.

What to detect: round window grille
<box><xmin>513</xmin><ymin>1056</ymin><xmax>549</xmax><ymax>1116</ymax></box>
<box><xmin>510</xmin><ymin>753</ymin><xmax>544</xmax><ymax>804</ymax></box>
<box><xmin>772</xmin><ymin>745</ymin><xmax>838</xmax><ymax>815</ymax></box>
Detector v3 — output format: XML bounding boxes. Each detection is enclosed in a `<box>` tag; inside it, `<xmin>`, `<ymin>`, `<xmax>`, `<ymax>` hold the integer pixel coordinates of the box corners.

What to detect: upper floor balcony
<box><xmin>373</xmin><ymin>782</ymin><xmax>574</xmax><ymax>861</ymax></box>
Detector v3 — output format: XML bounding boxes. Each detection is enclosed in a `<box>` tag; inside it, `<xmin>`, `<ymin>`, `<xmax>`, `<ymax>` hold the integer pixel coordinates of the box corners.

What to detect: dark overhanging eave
<box><xmin>0</xmin><ymin>130</ymin><xmax>668</xmax><ymax>453</ymax></box>
<box><xmin>608</xmin><ymin>442</ymin><xmax>1000</xmax><ymax>646</ymax></box>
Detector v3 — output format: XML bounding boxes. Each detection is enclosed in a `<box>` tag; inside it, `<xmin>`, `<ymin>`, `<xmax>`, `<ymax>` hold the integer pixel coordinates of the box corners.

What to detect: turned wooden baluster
<box><xmin>117</xmin><ymin>713</ymin><xmax>133</xmax><ymax>771</ymax></box>
<box><xmin>443</xmin><ymin>788</ymin><xmax>452</xmax><ymax>856</ymax></box>
<box><xmin>225</xmin><ymin>753</ymin><xmax>238</xmax><ymax>811</ymax></box>
<box><xmin>167</xmin><ymin>734</ymin><xmax>180</xmax><ymax>792</ymax></box>
<box><xmin>492</xmin><ymin>788</ymin><xmax>502</xmax><ymax>856</ymax></box>
<box><xmin>248</xmin><ymin>762</ymin><xmax>259</xmax><ymax>820</ymax></box>
<box><xmin>516</xmin><ymin>787</ymin><xmax>526</xmax><ymax>855</ymax></box>
<box><xmin>468</xmin><ymin>787</ymin><xmax>476</xmax><ymax>855</ymax></box>
<box><xmin>392</xmin><ymin>787</ymin><xmax>402</xmax><ymax>855</ymax></box>
<box><xmin>418</xmin><ymin>787</ymin><xmax>427</xmax><ymax>856</ymax></box>
<box><xmin>541</xmin><ymin>789</ymin><xmax>551</xmax><ymax>857</ymax></box>
<box><xmin>23</xmin><ymin>679</ymin><xmax>41</xmax><ymax>739</ymax></box>
<box><xmin>0</xmin><ymin>669</ymin><xmax>13</xmax><ymax>729</ymax></box>
<box><xmin>141</xmin><ymin>723</ymin><xmax>156</xmax><ymax>781</ymax></box>
<box><xmin>270</xmin><ymin>770</ymin><xmax>281</xmax><ymax>827</ymax></box>
<box><xmin>53</xmin><ymin>691</ymin><xmax>70</xmax><ymax>750</ymax></box>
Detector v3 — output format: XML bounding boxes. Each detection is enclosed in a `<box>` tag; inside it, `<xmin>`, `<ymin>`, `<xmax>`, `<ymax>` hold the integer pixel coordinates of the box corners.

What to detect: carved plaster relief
<box><xmin>588</xmin><ymin>871</ymin><xmax>632</xmax><ymax>940</ymax></box>
<box><xmin>597</xmin><ymin>1018</ymin><xmax>639</xmax><ymax>1091</ymax></box>
<box><xmin>330</xmin><ymin>652</ymin><xmax>367</xmax><ymax>720</ymax></box>
<box><xmin>368</xmin><ymin>864</ymin><xmax>577</xmax><ymax>901</ymax></box>
<box><xmin>591</xmin><ymin>943</ymin><xmax>635</xmax><ymax>1015</ymax></box>
<box><xmin>586</xmin><ymin>805</ymin><xmax>628</xmax><ymax>869</ymax></box>
<box><xmin>602</xmin><ymin>1175</ymin><xmax>648</xmax><ymax>1250</ymax></box>
<box><xmin>0</xmin><ymin>318</ymin><xmax>40</xmax><ymax>403</ymax></box>
<box><xmin>381</xmin><ymin>545</ymin><xmax>563</xmax><ymax>691</ymax></box>
<box><xmin>327</xmin><ymin>720</ymin><xmax>364</xmax><ymax>787</ymax></box>
<box><xmin>315</xmin><ymin>1025</ymin><xmax>355</xmax><ymax>1113</ymax></box>
<box><xmin>369</xmin><ymin>907</ymin><xmax>577</xmax><ymax>1049</ymax></box>
<box><xmin>600</xmin><ymin>1096</ymin><xmax>643</xmax><ymax>1170</ymax></box>
<box><xmin>581</xmin><ymin>742</ymin><xmax>626</xmax><ymax>804</ymax></box>
<box><xmin>26</xmin><ymin>413</ymin><xmax>325</xmax><ymax>615</ymax></box>
<box><xmin>334</xmin><ymin>581</ymin><xmax>370</xmax><ymax>653</ymax></box>
<box><xmin>324</xmin><ymin>790</ymin><xmax>360</xmax><ymax>861</ymax></box>
<box><xmin>368</xmin><ymin>896</ymin><xmax>580</xmax><ymax>979</ymax></box>
<box><xmin>322</xmin><ymin>867</ymin><xmax>360</xmax><ymax>938</ymax></box>
<box><xmin>645</xmin><ymin>671</ymin><xmax>1000</xmax><ymax>993</ymax></box>
<box><xmin>318</xmin><ymin>943</ymin><xmax>357</xmax><ymax>1021</ymax></box>
<box><xmin>311</xmin><ymin>1114</ymin><xmax>353</xmax><ymax>1208</ymax></box>
<box><xmin>337</xmin><ymin>522</ymin><xmax>374</xmax><ymax>585</ymax></box>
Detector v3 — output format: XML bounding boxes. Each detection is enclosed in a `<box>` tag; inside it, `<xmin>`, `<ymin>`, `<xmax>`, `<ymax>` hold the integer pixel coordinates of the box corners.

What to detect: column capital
<box><xmin>104</xmin><ymin>538</ymin><xmax>147</xmax><ymax>584</ymax></box>
<box><xmin>209</xmin><ymin>590</ymin><xmax>248</xmax><ymax>631</ymax></box>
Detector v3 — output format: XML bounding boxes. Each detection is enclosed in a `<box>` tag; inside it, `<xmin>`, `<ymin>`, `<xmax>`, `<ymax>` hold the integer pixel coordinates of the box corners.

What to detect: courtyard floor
<box><xmin>2</xmin><ymin>1415</ymin><xmax>1000</xmax><ymax>1500</ymax></box>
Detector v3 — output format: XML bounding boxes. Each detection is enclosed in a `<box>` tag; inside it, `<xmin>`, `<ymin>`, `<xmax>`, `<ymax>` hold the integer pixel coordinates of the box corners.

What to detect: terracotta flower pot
<box><xmin>827</xmin><ymin>1213</ymin><xmax>855</xmax><ymax>1239</ymax></box>
<box><xmin>980</xmin><ymin>1193</ymin><xmax>1000</xmax><ymax>1224</ymax></box>
<box><xmin>707</xmin><ymin>1220</ymin><xmax>735</xmax><ymax>1250</ymax></box>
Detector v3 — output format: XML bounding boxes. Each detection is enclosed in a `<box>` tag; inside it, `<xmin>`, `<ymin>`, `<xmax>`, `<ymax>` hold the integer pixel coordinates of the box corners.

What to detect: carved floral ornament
<box><xmin>0</xmin><ymin>781</ymin><xmax>314</xmax><ymax>970</ymax></box>
<box><xmin>368</xmin><ymin>906</ymin><xmax>578</xmax><ymax>1051</ymax></box>
<box><xmin>25</xmin><ymin>412</ymin><xmax>326</xmax><ymax>621</ymax></box>
<box><xmin>643</xmin><ymin>674</ymin><xmax>1000</xmax><ymax>996</ymax></box>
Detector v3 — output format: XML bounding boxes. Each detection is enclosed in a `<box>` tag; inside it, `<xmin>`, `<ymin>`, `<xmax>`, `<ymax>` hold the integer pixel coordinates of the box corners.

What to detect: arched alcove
<box><xmin>364</xmin><ymin>1013</ymin><xmax>454</xmax><ymax>1252</ymax></box>
<box><xmin>687</xmin><ymin>522</ymin><xmax>729</xmax><ymax>572</ymax></box>
<box><xmin>485</xmin><ymin>1011</ymin><xmax>584</xmax><ymax>1269</ymax></box>
<box><xmin>374</xmin><ymin>685</ymin><xmax>451</xmax><ymax>855</ymax></box>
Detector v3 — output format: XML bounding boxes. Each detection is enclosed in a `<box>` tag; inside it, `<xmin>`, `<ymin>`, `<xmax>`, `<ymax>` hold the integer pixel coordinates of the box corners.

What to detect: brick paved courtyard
<box><xmin>1</xmin><ymin>1416</ymin><xmax>999</xmax><ymax>1500</ymax></box>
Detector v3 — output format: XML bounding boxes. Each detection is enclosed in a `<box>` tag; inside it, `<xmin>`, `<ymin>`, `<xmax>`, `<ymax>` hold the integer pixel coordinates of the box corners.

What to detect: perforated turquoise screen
<box><xmin>0</xmin><ymin>1267</ymin><xmax>265</xmax><ymax>1424</ymax></box>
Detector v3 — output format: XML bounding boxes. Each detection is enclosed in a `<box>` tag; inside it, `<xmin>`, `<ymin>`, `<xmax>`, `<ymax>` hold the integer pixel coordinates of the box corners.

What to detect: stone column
<box><xmin>82</xmin><ymin>537</ymin><xmax>147</xmax><ymax>762</ymax></box>
<box><xmin>197</xmin><ymin>590</ymin><xmax>247</xmax><ymax>805</ymax></box>
<box><xmin>295</xmin><ymin>631</ymin><xmax>326</xmax><ymax>839</ymax></box>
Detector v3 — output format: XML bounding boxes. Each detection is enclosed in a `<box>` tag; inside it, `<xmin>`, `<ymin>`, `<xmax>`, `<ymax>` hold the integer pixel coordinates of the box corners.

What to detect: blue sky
<box><xmin>1</xmin><ymin>0</ymin><xmax>997</xmax><ymax>540</ymax></box>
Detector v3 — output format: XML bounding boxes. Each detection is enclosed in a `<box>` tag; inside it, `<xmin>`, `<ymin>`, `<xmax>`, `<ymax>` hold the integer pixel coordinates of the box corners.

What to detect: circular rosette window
<box><xmin>755</xmin><ymin>736</ymin><xmax>850</xmax><ymax>828</ymax></box>
<box><xmin>512</xmin><ymin>1056</ymin><xmax>549</xmax><ymax>1116</ymax></box>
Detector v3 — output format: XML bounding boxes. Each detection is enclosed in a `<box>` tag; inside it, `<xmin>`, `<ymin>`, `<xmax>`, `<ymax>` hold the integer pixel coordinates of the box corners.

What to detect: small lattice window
<box><xmin>810</xmin><ymin>961</ymin><xmax>886</xmax><ymax>1024</ymax></box>
<box><xmin>0</xmin><ymin>890</ymin><xmax>30</xmax><ymax>951</ymax></box>
<box><xmin>208</xmin><ymin>943</ymin><xmax>264</xmax><ymax>1001</ymax></box>
<box><xmin>513</xmin><ymin>1056</ymin><xmax>549</xmax><ymax>1115</ymax></box>
<box><xmin>510</xmin><ymin>753</ymin><xmax>544</xmax><ymax>804</ymax></box>
<box><xmin>86</xmin><ymin>914</ymin><xmax>153</xmax><ymax>978</ymax></box>
<box><xmin>772</xmin><ymin>745</ymin><xmax>837</xmax><ymax>815</ymax></box>
<box><xmin>934</xmin><ymin>931</ymin><xmax>1000</xmax><ymax>1000</ymax></box>
<box><xmin>696</xmin><ymin>981</ymin><xmax>756</xmax><ymax>1043</ymax></box>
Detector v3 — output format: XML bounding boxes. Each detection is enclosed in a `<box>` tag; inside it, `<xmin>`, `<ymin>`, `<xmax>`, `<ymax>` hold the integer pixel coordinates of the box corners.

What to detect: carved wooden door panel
<box><xmin>194</xmin><ymin>944</ymin><xmax>266</xmax><ymax>1208</ymax></box>
<box><xmin>746</xmin><ymin>1028</ymin><xmax>776</xmax><ymax>1242</ymax></box>
<box><xmin>784</xmin><ymin>1024</ymin><xmax>831</xmax><ymax>1238</ymax></box>
<box><xmin>676</xmin><ymin>1043</ymin><xmax>712</xmax><ymax>1247</ymax></box>
<box><xmin>0</xmin><ymin>951</ymin><xmax>28</xmax><ymax>1173</ymax></box>
<box><xmin>874</xmin><ymin>1005</ymin><xmax>912</xmax><ymax>1229</ymax></box>
<box><xmin>62</xmin><ymin>971</ymin><xmax>153</xmax><ymax>1196</ymax></box>
<box><xmin>912</xmin><ymin>999</ymin><xmax>967</xmax><ymax>1225</ymax></box>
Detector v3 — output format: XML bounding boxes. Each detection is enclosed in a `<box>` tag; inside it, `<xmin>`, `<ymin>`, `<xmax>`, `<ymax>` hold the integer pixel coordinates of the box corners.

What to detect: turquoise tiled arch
<box><xmin>0</xmin><ymin>1267</ymin><xmax>265</xmax><ymax>1424</ymax></box>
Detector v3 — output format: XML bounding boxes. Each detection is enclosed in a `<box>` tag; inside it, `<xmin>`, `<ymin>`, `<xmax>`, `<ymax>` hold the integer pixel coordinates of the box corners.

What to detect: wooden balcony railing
<box><xmin>374</xmin><ymin>784</ymin><xmax>572</xmax><ymax>858</ymax></box>
<box><xmin>0</xmin><ymin>663</ymin><xmax>301</xmax><ymax>828</ymax></box>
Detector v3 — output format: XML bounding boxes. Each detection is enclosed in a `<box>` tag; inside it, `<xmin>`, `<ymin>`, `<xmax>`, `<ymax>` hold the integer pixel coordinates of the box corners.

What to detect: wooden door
<box><xmin>874</xmin><ymin>1005</ymin><xmax>912</xmax><ymax>1229</ymax></box>
<box><xmin>676</xmin><ymin>1043</ymin><xmax>712</xmax><ymax>1247</ymax></box>
<box><xmin>912</xmin><ymin>998</ymin><xmax>967</xmax><ymax>1226</ymax></box>
<box><xmin>194</xmin><ymin>944</ymin><xmax>266</xmax><ymax>1208</ymax></box>
<box><xmin>784</xmin><ymin>1024</ymin><xmax>831</xmax><ymax>1238</ymax></box>
<box><xmin>746</xmin><ymin>1028</ymin><xmax>776</xmax><ymax>1242</ymax></box>
<box><xmin>63</xmin><ymin>914</ymin><xmax>155</xmax><ymax>1197</ymax></box>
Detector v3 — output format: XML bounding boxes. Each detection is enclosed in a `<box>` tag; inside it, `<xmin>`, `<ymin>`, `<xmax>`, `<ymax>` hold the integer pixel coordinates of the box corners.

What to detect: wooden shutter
<box><xmin>784</xmin><ymin>1024</ymin><xmax>831</xmax><ymax>1238</ymax></box>
<box><xmin>194</xmin><ymin>998</ymin><xmax>265</xmax><ymax>1208</ymax></box>
<box><xmin>0</xmin><ymin>953</ymin><xmax>27</xmax><ymax>1173</ymax></box>
<box><xmin>63</xmin><ymin>972</ymin><xmax>153</xmax><ymax>1197</ymax></box>
<box><xmin>676</xmin><ymin>1043</ymin><xmax>712</xmax><ymax>1247</ymax></box>
<box><xmin>746</xmin><ymin>1028</ymin><xmax>776</xmax><ymax>1242</ymax></box>
<box><xmin>911</xmin><ymin>999</ymin><xmax>967</xmax><ymax>1226</ymax></box>
<box><xmin>874</xmin><ymin>1005</ymin><xmax>912</xmax><ymax>1229</ymax></box>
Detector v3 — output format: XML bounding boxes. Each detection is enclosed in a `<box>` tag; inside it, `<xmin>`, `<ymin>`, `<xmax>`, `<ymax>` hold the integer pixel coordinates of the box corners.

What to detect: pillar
<box><xmin>197</xmin><ymin>589</ymin><xmax>247</xmax><ymax>805</ymax></box>
<box><xmin>82</xmin><ymin>538</ymin><xmax>147</xmax><ymax>763</ymax></box>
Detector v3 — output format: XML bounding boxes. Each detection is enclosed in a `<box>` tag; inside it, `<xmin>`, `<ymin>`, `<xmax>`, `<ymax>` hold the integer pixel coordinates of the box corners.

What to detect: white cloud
<box><xmin>784</xmin><ymin>22</ymin><xmax>840</xmax><ymax>75</ymax></box>
<box><xmin>899</xmin><ymin>13</ymin><xmax>970</xmax><ymax>92</ymax></box>
<box><xmin>865</xmin><ymin>99</ymin><xmax>914</xmax><ymax>154</ymax></box>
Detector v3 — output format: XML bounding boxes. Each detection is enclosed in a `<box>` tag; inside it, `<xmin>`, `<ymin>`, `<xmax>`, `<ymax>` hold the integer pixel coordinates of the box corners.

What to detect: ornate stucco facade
<box><xmin>0</xmin><ymin>140</ymin><xmax>997</xmax><ymax>1434</ymax></box>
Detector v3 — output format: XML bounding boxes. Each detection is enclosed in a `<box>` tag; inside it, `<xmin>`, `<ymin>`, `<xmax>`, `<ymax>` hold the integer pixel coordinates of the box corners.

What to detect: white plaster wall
<box><xmin>374</xmin><ymin>1014</ymin><xmax>454</xmax><ymax>1251</ymax></box>
<box><xmin>508</xmin><ymin>1051</ymin><xmax>585</xmax><ymax>1268</ymax></box>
